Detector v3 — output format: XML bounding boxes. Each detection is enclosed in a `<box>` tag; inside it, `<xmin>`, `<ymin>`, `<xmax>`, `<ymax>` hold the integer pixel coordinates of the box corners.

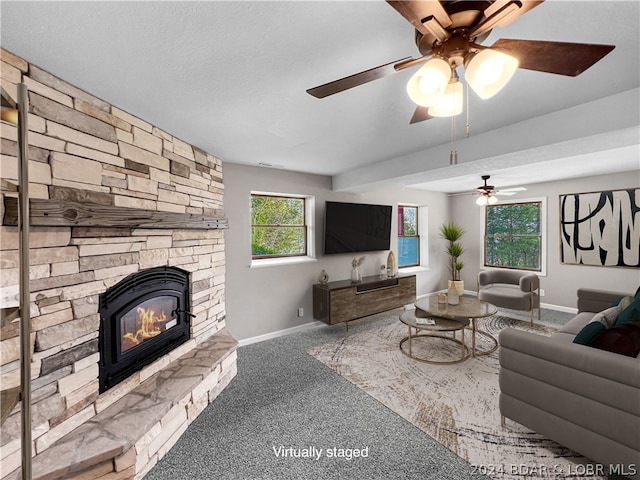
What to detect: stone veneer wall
<box><xmin>0</xmin><ymin>49</ymin><xmax>234</xmax><ymax>478</ymax></box>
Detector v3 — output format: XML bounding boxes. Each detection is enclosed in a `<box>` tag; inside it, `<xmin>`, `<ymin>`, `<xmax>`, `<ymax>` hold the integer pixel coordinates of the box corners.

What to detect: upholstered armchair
<box><xmin>477</xmin><ymin>270</ymin><xmax>540</xmax><ymax>324</ymax></box>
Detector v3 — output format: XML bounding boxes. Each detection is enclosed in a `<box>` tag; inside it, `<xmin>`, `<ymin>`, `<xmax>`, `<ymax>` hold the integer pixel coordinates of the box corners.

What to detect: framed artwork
<box><xmin>559</xmin><ymin>188</ymin><xmax>640</xmax><ymax>267</ymax></box>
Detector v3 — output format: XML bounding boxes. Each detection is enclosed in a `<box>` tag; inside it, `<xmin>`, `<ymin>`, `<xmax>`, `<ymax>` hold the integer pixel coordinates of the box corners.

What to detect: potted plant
<box><xmin>439</xmin><ymin>222</ymin><xmax>465</xmax><ymax>295</ymax></box>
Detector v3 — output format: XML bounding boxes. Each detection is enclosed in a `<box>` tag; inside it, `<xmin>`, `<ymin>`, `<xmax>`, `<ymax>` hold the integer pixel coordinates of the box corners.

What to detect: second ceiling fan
<box><xmin>306</xmin><ymin>1</ymin><xmax>615</xmax><ymax>124</ymax></box>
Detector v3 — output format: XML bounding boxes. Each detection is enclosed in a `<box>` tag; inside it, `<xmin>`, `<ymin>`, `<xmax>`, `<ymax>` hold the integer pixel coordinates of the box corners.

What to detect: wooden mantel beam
<box><xmin>3</xmin><ymin>197</ymin><xmax>229</xmax><ymax>230</ymax></box>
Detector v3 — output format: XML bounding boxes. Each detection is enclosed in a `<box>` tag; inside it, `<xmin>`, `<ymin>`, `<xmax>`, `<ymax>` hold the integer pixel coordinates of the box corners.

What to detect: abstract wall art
<box><xmin>560</xmin><ymin>188</ymin><xmax>640</xmax><ymax>267</ymax></box>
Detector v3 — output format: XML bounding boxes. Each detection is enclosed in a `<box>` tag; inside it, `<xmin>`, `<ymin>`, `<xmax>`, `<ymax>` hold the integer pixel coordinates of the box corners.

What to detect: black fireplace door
<box><xmin>99</xmin><ymin>266</ymin><xmax>191</xmax><ymax>392</ymax></box>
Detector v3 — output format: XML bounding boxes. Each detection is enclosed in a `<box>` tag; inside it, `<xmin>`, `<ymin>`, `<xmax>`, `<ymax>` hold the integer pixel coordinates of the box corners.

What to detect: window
<box><xmin>398</xmin><ymin>205</ymin><xmax>419</xmax><ymax>267</ymax></box>
<box><xmin>484</xmin><ymin>201</ymin><xmax>543</xmax><ymax>271</ymax></box>
<box><xmin>251</xmin><ymin>194</ymin><xmax>307</xmax><ymax>259</ymax></box>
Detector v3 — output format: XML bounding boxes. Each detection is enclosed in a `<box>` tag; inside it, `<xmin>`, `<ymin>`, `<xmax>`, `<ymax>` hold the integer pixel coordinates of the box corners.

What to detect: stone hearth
<box><xmin>0</xmin><ymin>48</ymin><xmax>237</xmax><ymax>480</ymax></box>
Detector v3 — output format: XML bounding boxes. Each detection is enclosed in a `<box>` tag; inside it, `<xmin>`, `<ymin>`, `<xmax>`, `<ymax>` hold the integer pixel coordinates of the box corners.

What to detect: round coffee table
<box><xmin>414</xmin><ymin>296</ymin><xmax>498</xmax><ymax>357</ymax></box>
<box><xmin>398</xmin><ymin>309</ymin><xmax>470</xmax><ymax>364</ymax></box>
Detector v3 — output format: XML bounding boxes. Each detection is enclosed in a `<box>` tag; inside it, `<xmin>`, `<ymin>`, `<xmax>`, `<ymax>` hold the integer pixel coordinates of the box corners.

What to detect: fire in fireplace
<box><xmin>99</xmin><ymin>266</ymin><xmax>192</xmax><ymax>392</ymax></box>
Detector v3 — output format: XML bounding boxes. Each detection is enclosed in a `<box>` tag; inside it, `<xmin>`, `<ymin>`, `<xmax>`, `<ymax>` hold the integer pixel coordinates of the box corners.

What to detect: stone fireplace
<box><xmin>0</xmin><ymin>48</ymin><xmax>237</xmax><ymax>479</ymax></box>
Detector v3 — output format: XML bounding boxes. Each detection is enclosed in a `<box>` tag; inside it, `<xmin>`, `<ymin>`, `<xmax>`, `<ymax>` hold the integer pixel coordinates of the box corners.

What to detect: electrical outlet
<box><xmin>298</xmin><ymin>307</ymin><xmax>304</xmax><ymax>317</ymax></box>
<box><xmin>540</xmin><ymin>289</ymin><xmax>545</xmax><ymax>296</ymax></box>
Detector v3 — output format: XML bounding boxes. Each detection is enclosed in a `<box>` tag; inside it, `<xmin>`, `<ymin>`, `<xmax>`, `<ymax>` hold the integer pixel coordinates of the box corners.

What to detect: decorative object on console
<box><xmin>559</xmin><ymin>188</ymin><xmax>640</xmax><ymax>267</ymax></box>
<box><xmin>318</xmin><ymin>269</ymin><xmax>329</xmax><ymax>285</ymax></box>
<box><xmin>386</xmin><ymin>250</ymin><xmax>397</xmax><ymax>277</ymax></box>
<box><xmin>351</xmin><ymin>256</ymin><xmax>365</xmax><ymax>282</ymax></box>
<box><xmin>439</xmin><ymin>222</ymin><xmax>465</xmax><ymax>295</ymax></box>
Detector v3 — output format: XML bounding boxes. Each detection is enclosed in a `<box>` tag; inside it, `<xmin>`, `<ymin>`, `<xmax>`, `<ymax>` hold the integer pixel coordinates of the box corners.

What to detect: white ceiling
<box><xmin>1</xmin><ymin>1</ymin><xmax>639</xmax><ymax>193</ymax></box>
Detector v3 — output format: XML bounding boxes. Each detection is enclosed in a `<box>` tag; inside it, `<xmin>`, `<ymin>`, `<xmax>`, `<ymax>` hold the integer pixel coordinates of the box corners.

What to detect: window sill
<box><xmin>479</xmin><ymin>266</ymin><xmax>547</xmax><ymax>277</ymax></box>
<box><xmin>399</xmin><ymin>266</ymin><xmax>430</xmax><ymax>274</ymax></box>
<box><xmin>250</xmin><ymin>256</ymin><xmax>317</xmax><ymax>269</ymax></box>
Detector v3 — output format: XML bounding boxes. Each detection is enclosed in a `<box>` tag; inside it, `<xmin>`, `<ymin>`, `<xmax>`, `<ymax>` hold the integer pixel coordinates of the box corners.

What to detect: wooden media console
<box><xmin>312</xmin><ymin>274</ymin><xmax>416</xmax><ymax>325</ymax></box>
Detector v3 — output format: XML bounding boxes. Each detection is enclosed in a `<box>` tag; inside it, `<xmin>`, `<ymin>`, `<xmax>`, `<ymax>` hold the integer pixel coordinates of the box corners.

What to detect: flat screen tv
<box><xmin>324</xmin><ymin>201</ymin><xmax>392</xmax><ymax>254</ymax></box>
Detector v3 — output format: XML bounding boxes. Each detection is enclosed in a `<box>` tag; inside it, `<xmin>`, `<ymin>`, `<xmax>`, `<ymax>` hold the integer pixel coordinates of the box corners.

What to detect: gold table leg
<box><xmin>471</xmin><ymin>318</ymin><xmax>476</xmax><ymax>357</ymax></box>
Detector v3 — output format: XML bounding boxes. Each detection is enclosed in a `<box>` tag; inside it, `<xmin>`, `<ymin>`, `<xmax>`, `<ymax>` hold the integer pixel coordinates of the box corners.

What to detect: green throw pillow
<box><xmin>574</xmin><ymin>305</ymin><xmax>623</xmax><ymax>345</ymax></box>
<box><xmin>615</xmin><ymin>298</ymin><xmax>640</xmax><ymax>326</ymax></box>
<box><xmin>574</xmin><ymin>321</ymin><xmax>607</xmax><ymax>345</ymax></box>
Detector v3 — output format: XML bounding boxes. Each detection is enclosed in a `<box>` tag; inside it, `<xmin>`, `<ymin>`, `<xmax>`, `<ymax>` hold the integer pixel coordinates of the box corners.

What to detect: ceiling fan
<box><xmin>475</xmin><ymin>174</ymin><xmax>525</xmax><ymax>204</ymax></box>
<box><xmin>306</xmin><ymin>1</ymin><xmax>615</xmax><ymax>124</ymax></box>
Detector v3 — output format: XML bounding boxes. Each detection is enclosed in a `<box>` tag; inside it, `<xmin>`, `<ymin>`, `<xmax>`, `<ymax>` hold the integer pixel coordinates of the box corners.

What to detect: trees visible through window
<box><xmin>398</xmin><ymin>205</ymin><xmax>419</xmax><ymax>267</ymax></box>
<box><xmin>485</xmin><ymin>201</ymin><xmax>542</xmax><ymax>271</ymax></box>
<box><xmin>251</xmin><ymin>194</ymin><xmax>306</xmax><ymax>259</ymax></box>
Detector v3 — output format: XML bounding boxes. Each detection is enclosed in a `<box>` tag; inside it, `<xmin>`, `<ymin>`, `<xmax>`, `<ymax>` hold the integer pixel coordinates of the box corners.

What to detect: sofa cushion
<box><xmin>572</xmin><ymin>305</ymin><xmax>623</xmax><ymax>345</ymax></box>
<box><xmin>588</xmin><ymin>322</ymin><xmax>640</xmax><ymax>357</ymax></box>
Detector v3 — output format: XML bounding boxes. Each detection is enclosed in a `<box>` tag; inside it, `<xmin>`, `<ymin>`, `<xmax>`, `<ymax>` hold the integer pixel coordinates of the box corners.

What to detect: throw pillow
<box><xmin>591</xmin><ymin>305</ymin><xmax>623</xmax><ymax>328</ymax></box>
<box><xmin>614</xmin><ymin>298</ymin><xmax>640</xmax><ymax>326</ymax></box>
<box><xmin>589</xmin><ymin>322</ymin><xmax>640</xmax><ymax>357</ymax></box>
<box><xmin>573</xmin><ymin>305</ymin><xmax>622</xmax><ymax>345</ymax></box>
<box><xmin>612</xmin><ymin>295</ymin><xmax>634</xmax><ymax>309</ymax></box>
<box><xmin>573</xmin><ymin>322</ymin><xmax>607</xmax><ymax>345</ymax></box>
<box><xmin>619</xmin><ymin>296</ymin><xmax>635</xmax><ymax>311</ymax></box>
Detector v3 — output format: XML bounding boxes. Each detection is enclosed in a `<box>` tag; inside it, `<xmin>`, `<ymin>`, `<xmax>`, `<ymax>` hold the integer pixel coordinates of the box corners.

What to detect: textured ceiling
<box><xmin>1</xmin><ymin>1</ymin><xmax>638</xmax><ymax>193</ymax></box>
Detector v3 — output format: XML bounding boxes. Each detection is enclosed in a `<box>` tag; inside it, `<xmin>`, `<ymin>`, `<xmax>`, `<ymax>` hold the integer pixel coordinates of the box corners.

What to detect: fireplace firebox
<box><xmin>99</xmin><ymin>266</ymin><xmax>193</xmax><ymax>392</ymax></box>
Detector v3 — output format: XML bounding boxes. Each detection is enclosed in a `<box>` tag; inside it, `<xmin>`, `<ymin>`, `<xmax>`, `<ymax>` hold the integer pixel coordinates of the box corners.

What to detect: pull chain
<box><xmin>466</xmin><ymin>82</ymin><xmax>470</xmax><ymax>138</ymax></box>
<box><xmin>449</xmin><ymin>115</ymin><xmax>457</xmax><ymax>165</ymax></box>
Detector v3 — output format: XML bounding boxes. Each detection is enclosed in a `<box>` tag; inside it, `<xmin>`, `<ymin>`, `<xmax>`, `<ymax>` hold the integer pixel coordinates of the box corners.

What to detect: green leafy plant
<box><xmin>439</xmin><ymin>222</ymin><xmax>465</xmax><ymax>281</ymax></box>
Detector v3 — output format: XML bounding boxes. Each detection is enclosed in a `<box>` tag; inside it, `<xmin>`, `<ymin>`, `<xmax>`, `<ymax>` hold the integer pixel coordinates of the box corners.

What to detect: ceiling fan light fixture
<box><xmin>428</xmin><ymin>78</ymin><xmax>463</xmax><ymax>117</ymax></box>
<box><xmin>475</xmin><ymin>193</ymin><xmax>498</xmax><ymax>205</ymax></box>
<box><xmin>465</xmin><ymin>49</ymin><xmax>518</xmax><ymax>99</ymax></box>
<box><xmin>406</xmin><ymin>58</ymin><xmax>451</xmax><ymax>107</ymax></box>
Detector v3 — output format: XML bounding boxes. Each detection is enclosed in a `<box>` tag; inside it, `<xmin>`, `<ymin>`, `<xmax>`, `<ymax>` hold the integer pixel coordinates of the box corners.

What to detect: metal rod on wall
<box><xmin>17</xmin><ymin>82</ymin><xmax>32</xmax><ymax>480</ymax></box>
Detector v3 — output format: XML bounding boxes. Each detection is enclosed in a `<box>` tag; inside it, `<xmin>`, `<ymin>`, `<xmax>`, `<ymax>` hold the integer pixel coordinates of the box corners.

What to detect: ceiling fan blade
<box><xmin>497</xmin><ymin>186</ymin><xmax>527</xmax><ymax>193</ymax></box>
<box><xmin>306</xmin><ymin>57</ymin><xmax>412</xmax><ymax>98</ymax></box>
<box><xmin>409</xmin><ymin>106</ymin><xmax>433</xmax><ymax>124</ymax></box>
<box><xmin>491</xmin><ymin>38</ymin><xmax>615</xmax><ymax>76</ymax></box>
<box><xmin>483</xmin><ymin>0</ymin><xmax>544</xmax><ymax>29</ymax></box>
<box><xmin>386</xmin><ymin>0</ymin><xmax>452</xmax><ymax>35</ymax></box>
<box><xmin>469</xmin><ymin>1</ymin><xmax>523</xmax><ymax>39</ymax></box>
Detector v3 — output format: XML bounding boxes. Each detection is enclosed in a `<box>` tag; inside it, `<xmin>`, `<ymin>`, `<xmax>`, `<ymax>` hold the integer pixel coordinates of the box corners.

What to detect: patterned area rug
<box><xmin>308</xmin><ymin>314</ymin><xmax>606</xmax><ymax>480</ymax></box>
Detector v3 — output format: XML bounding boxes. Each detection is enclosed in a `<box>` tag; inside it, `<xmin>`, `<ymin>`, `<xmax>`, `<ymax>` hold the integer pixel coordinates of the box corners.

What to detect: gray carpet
<box><xmin>146</xmin><ymin>306</ymin><xmax>574</xmax><ymax>480</ymax></box>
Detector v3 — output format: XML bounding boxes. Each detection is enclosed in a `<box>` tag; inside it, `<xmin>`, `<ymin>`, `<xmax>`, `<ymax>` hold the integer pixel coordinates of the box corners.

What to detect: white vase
<box><xmin>351</xmin><ymin>267</ymin><xmax>359</xmax><ymax>282</ymax></box>
<box><xmin>447</xmin><ymin>282</ymin><xmax>460</xmax><ymax>305</ymax></box>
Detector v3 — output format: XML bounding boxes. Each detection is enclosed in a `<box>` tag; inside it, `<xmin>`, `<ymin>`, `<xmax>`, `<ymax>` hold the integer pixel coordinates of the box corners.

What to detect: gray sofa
<box><xmin>499</xmin><ymin>288</ymin><xmax>640</xmax><ymax>478</ymax></box>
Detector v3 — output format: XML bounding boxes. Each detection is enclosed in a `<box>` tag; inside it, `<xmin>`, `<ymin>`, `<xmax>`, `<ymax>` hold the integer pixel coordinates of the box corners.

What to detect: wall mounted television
<box><xmin>323</xmin><ymin>201</ymin><xmax>392</xmax><ymax>254</ymax></box>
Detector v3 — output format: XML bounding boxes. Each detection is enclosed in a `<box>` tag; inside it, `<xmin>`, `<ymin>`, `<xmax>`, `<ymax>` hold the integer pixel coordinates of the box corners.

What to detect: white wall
<box><xmin>451</xmin><ymin>171</ymin><xmax>640</xmax><ymax>310</ymax></box>
<box><xmin>223</xmin><ymin>163</ymin><xmax>450</xmax><ymax>341</ymax></box>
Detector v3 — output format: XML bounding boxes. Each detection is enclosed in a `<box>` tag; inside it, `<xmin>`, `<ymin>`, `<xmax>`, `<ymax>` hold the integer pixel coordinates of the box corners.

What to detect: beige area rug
<box><xmin>308</xmin><ymin>314</ymin><xmax>606</xmax><ymax>480</ymax></box>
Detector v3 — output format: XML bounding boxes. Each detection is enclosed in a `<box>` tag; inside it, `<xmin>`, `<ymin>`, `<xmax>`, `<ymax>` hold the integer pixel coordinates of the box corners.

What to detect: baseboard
<box><xmin>540</xmin><ymin>302</ymin><xmax>577</xmax><ymax>314</ymax></box>
<box><xmin>238</xmin><ymin>321</ymin><xmax>322</xmax><ymax>347</ymax></box>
